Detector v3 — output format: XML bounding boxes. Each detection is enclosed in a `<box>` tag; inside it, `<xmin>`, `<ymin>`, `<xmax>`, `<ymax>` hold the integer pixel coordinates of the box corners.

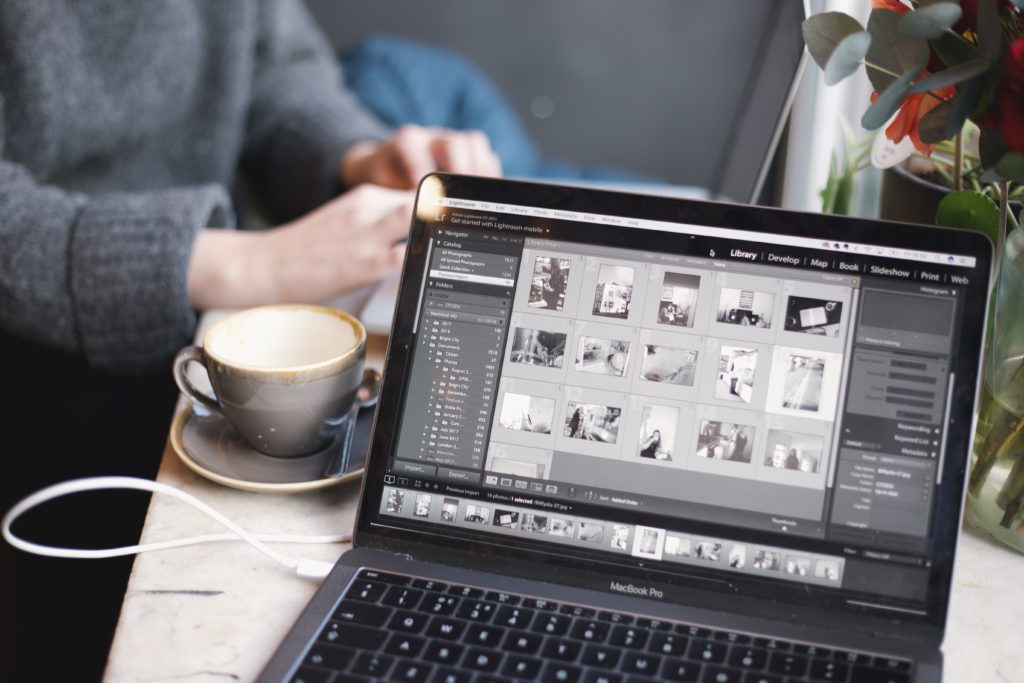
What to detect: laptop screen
<box><xmin>359</xmin><ymin>175</ymin><xmax>991</xmax><ymax>626</ymax></box>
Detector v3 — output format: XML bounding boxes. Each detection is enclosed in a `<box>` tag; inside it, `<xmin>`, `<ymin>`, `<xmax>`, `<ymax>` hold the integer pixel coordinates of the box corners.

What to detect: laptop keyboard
<box><xmin>290</xmin><ymin>569</ymin><xmax>914</xmax><ymax>683</ymax></box>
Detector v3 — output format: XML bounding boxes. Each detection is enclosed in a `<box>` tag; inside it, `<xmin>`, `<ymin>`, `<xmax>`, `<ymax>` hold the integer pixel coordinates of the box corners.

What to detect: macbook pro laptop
<box><xmin>259</xmin><ymin>174</ymin><xmax>992</xmax><ymax>683</ymax></box>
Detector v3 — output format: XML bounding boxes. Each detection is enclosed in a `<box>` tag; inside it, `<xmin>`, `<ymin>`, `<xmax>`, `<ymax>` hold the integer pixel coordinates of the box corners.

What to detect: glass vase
<box><xmin>965</xmin><ymin>225</ymin><xmax>1024</xmax><ymax>552</ymax></box>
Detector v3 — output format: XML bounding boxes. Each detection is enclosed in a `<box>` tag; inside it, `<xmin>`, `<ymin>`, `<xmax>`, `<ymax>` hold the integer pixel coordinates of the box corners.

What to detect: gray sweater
<box><xmin>0</xmin><ymin>0</ymin><xmax>388</xmax><ymax>373</ymax></box>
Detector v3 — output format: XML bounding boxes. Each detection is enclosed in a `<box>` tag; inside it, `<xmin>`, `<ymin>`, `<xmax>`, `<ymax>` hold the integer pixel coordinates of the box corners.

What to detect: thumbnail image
<box><xmin>781</xmin><ymin>353</ymin><xmax>827</xmax><ymax>412</ymax></box>
<box><xmin>657</xmin><ymin>272</ymin><xmax>701</xmax><ymax>327</ymax></box>
<box><xmin>765</xmin><ymin>430</ymin><xmax>825</xmax><ymax>474</ymax></box>
<box><xmin>510</xmin><ymin>327</ymin><xmax>567</xmax><ymax>368</ymax></box>
<box><xmin>385</xmin><ymin>488</ymin><xmax>405</xmax><ymax>514</ymax></box>
<box><xmin>784</xmin><ymin>296</ymin><xmax>843</xmax><ymax>337</ymax></box>
<box><xmin>414</xmin><ymin>493</ymin><xmax>432</xmax><ymax>518</ymax></box>
<box><xmin>752</xmin><ymin>549</ymin><xmax>781</xmax><ymax>571</ymax></box>
<box><xmin>728</xmin><ymin>545</ymin><xmax>747</xmax><ymax>569</ymax></box>
<box><xmin>564</xmin><ymin>402</ymin><xmax>622</xmax><ymax>443</ymax></box>
<box><xmin>815</xmin><ymin>560</ymin><xmax>841</xmax><ymax>582</ymax></box>
<box><xmin>441</xmin><ymin>498</ymin><xmax>459</xmax><ymax>522</ymax></box>
<box><xmin>549</xmin><ymin>517</ymin><xmax>576</xmax><ymax>538</ymax></box>
<box><xmin>633</xmin><ymin>527</ymin><xmax>663</xmax><ymax>558</ymax></box>
<box><xmin>637</xmin><ymin>404</ymin><xmax>679</xmax><ymax>461</ymax></box>
<box><xmin>665</xmin><ymin>536</ymin><xmax>692</xmax><ymax>557</ymax></box>
<box><xmin>499</xmin><ymin>393</ymin><xmax>556</xmax><ymax>434</ymax></box>
<box><xmin>575</xmin><ymin>336</ymin><xmax>631</xmax><ymax>377</ymax></box>
<box><xmin>696</xmin><ymin>420</ymin><xmax>755</xmax><ymax>463</ymax></box>
<box><xmin>639</xmin><ymin>345</ymin><xmax>699</xmax><ymax>386</ymax></box>
<box><xmin>528</xmin><ymin>256</ymin><xmax>570</xmax><ymax>311</ymax></box>
<box><xmin>493</xmin><ymin>509</ymin><xmax>521</xmax><ymax>529</ymax></box>
<box><xmin>592</xmin><ymin>265</ymin><xmax>635</xmax><ymax>319</ymax></box>
<box><xmin>695</xmin><ymin>540</ymin><xmax>722</xmax><ymax>562</ymax></box>
<box><xmin>523</xmin><ymin>514</ymin><xmax>550</xmax><ymax>533</ymax></box>
<box><xmin>784</xmin><ymin>556</ymin><xmax>812</xmax><ymax>576</ymax></box>
<box><xmin>717</xmin><ymin>288</ymin><xmax>774</xmax><ymax>328</ymax></box>
<box><xmin>611</xmin><ymin>524</ymin><xmax>630</xmax><ymax>551</ymax></box>
<box><xmin>464</xmin><ymin>504</ymin><xmax>490</xmax><ymax>524</ymax></box>
<box><xmin>578</xmin><ymin>522</ymin><xmax>604</xmax><ymax>543</ymax></box>
<box><xmin>715</xmin><ymin>346</ymin><xmax>757</xmax><ymax>404</ymax></box>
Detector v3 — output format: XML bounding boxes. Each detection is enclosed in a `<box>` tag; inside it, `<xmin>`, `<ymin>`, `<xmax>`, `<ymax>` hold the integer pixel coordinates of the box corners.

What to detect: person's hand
<box><xmin>340</xmin><ymin>124</ymin><xmax>502</xmax><ymax>189</ymax></box>
<box><xmin>188</xmin><ymin>185</ymin><xmax>412</xmax><ymax>309</ymax></box>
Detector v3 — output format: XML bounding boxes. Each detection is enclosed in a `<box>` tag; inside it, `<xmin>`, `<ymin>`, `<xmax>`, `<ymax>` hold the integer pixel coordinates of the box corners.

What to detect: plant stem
<box><xmin>954</xmin><ymin>130</ymin><xmax>964</xmax><ymax>191</ymax></box>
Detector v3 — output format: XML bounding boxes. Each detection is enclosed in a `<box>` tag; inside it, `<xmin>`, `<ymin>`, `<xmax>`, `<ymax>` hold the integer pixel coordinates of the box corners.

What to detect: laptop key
<box><xmin>504</xmin><ymin>629</ymin><xmax>544</xmax><ymax>654</ymax></box>
<box><xmin>581</xmin><ymin>644</ymin><xmax>622</xmax><ymax>669</ymax></box>
<box><xmin>351</xmin><ymin>651</ymin><xmax>394</xmax><ymax>677</ymax></box>
<box><xmin>793</xmin><ymin>644</ymin><xmax>831</xmax><ymax>658</ymax></box>
<box><xmin>382</xmin><ymin>586</ymin><xmax>424</xmax><ymax>610</ymax></box>
<box><xmin>331</xmin><ymin>600</ymin><xmax>392</xmax><ymax>627</ymax></box>
<box><xmin>463</xmin><ymin>647</ymin><xmax>502</xmax><ymax>672</ymax></box>
<box><xmin>358</xmin><ymin>569</ymin><xmax>410</xmax><ymax>585</ymax></box>
<box><xmin>389</xmin><ymin>609</ymin><xmax>430</xmax><ymax>633</ymax></box>
<box><xmin>431</xmin><ymin>668</ymin><xmax>471</xmax><ymax>683</ymax></box>
<box><xmin>741</xmin><ymin>673</ymin><xmax>782</xmax><ymax>683</ymax></box>
<box><xmin>753</xmin><ymin>638</ymin><xmax>789</xmax><ymax>652</ymax></box>
<box><xmin>525</xmin><ymin>598</ymin><xmax>560</xmax><ymax>611</ymax></box>
<box><xmin>597</xmin><ymin>610</ymin><xmax>634</xmax><ymax>625</ymax></box>
<box><xmin>850</xmin><ymin>667</ymin><xmax>910</xmax><ymax>683</ymax></box>
<box><xmin>832</xmin><ymin>650</ymin><xmax>871</xmax><ymax>665</ymax></box>
<box><xmin>317</xmin><ymin>622</ymin><xmax>386</xmax><ymax>650</ymax></box>
<box><xmin>700</xmin><ymin>666</ymin><xmax>744</xmax><ymax>683</ymax></box>
<box><xmin>541</xmin><ymin>662</ymin><xmax>582</xmax><ymax>683</ymax></box>
<box><xmin>584</xmin><ymin>673</ymin><xmax>623</xmax><ymax>683</ymax></box>
<box><xmin>569</xmin><ymin>619</ymin><xmax>609</xmax><ymax>642</ymax></box>
<box><xmin>872</xmin><ymin>657</ymin><xmax>912</xmax><ymax>673</ymax></box>
<box><xmin>486</xmin><ymin>591</ymin><xmax>522</xmax><ymax>606</ymax></box>
<box><xmin>423</xmin><ymin>641</ymin><xmax>464</xmax><ymax>665</ymax></box>
<box><xmin>502</xmin><ymin>654</ymin><xmax>543</xmax><ymax>678</ymax></box>
<box><xmin>384</xmin><ymin>633</ymin><xmax>426</xmax><ymax>657</ymax></box>
<box><xmin>495</xmin><ymin>605</ymin><xmax>535</xmax><ymax>629</ymax></box>
<box><xmin>621</xmin><ymin>652</ymin><xmax>662</xmax><ymax>675</ymax></box>
<box><xmin>532</xmin><ymin>613</ymin><xmax>571</xmax><ymax>636</ymax></box>
<box><xmin>727</xmin><ymin>647</ymin><xmax>768</xmax><ymax>670</ymax></box>
<box><xmin>636</xmin><ymin>618</ymin><xmax>670</xmax><ymax>631</ymax></box>
<box><xmin>475</xmin><ymin>677</ymin><xmax>514</xmax><ymax>683</ymax></box>
<box><xmin>466</xmin><ymin>623</ymin><xmax>505</xmax><ymax>647</ymax></box>
<box><xmin>714</xmin><ymin>631</ymin><xmax>752</xmax><ymax>645</ymax></box>
<box><xmin>447</xmin><ymin>584</ymin><xmax>483</xmax><ymax>599</ymax></box>
<box><xmin>660</xmin><ymin>658</ymin><xmax>700</xmax><ymax>682</ymax></box>
<box><xmin>456</xmin><ymin>600</ymin><xmax>497</xmax><ymax>622</ymax></box>
<box><xmin>427</xmin><ymin>616</ymin><xmax>466</xmax><ymax>640</ymax></box>
<box><xmin>767</xmin><ymin>653</ymin><xmax>808</xmax><ymax>677</ymax></box>
<box><xmin>689</xmin><ymin>640</ymin><xmax>728</xmax><ymax>664</ymax></box>
<box><xmin>609</xmin><ymin>625</ymin><xmax>649</xmax><ymax>649</ymax></box>
<box><xmin>422</xmin><ymin>592</ymin><xmax>460</xmax><ymax>616</ymax></box>
<box><xmin>808</xmin><ymin>659</ymin><xmax>848</xmax><ymax>681</ymax></box>
<box><xmin>348</xmin><ymin>580</ymin><xmax>388</xmax><ymax>603</ymax></box>
<box><xmin>288</xmin><ymin>666</ymin><xmax>331</xmax><ymax>683</ymax></box>
<box><xmin>304</xmin><ymin>643</ymin><xmax>354</xmax><ymax>670</ymax></box>
<box><xmin>678</xmin><ymin>625</ymin><xmax>712</xmax><ymax>638</ymax></box>
<box><xmin>542</xmin><ymin>638</ymin><xmax>582</xmax><ymax>662</ymax></box>
<box><xmin>394</xmin><ymin>658</ymin><xmax>434</xmax><ymax>682</ymax></box>
<box><xmin>560</xmin><ymin>604</ymin><xmax>597</xmax><ymax>619</ymax></box>
<box><xmin>649</xmin><ymin>632</ymin><xmax>688</xmax><ymax>656</ymax></box>
<box><xmin>412</xmin><ymin>579</ymin><xmax>449</xmax><ymax>592</ymax></box>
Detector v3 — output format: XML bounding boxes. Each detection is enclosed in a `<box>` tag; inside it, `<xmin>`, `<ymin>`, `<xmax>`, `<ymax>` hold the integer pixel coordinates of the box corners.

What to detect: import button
<box><xmin>393</xmin><ymin>460</ymin><xmax>438</xmax><ymax>477</ymax></box>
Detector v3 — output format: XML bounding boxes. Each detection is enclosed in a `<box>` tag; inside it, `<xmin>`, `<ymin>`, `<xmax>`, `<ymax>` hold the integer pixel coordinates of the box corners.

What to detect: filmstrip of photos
<box><xmin>383</xmin><ymin>488</ymin><xmax>843</xmax><ymax>584</ymax></box>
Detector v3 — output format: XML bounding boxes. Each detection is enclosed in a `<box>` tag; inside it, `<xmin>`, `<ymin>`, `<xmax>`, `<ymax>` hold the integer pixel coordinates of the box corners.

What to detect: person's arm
<box><xmin>0</xmin><ymin>152</ymin><xmax>232</xmax><ymax>374</ymax></box>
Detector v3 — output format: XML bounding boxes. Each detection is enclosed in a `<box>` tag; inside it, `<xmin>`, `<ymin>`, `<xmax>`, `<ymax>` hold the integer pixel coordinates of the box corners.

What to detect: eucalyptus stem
<box><xmin>954</xmin><ymin>130</ymin><xmax>964</xmax><ymax>192</ymax></box>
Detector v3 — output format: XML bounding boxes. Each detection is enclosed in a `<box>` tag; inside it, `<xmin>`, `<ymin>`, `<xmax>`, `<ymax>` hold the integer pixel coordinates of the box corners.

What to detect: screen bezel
<box><xmin>354</xmin><ymin>173</ymin><xmax>992</xmax><ymax>633</ymax></box>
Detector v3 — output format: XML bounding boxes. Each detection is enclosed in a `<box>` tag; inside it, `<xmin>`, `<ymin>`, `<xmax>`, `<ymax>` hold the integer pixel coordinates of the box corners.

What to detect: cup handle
<box><xmin>172</xmin><ymin>345</ymin><xmax>220</xmax><ymax>412</ymax></box>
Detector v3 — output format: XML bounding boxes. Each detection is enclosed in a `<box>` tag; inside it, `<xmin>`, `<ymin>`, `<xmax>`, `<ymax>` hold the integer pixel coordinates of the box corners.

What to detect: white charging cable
<box><xmin>1</xmin><ymin>476</ymin><xmax>349</xmax><ymax>579</ymax></box>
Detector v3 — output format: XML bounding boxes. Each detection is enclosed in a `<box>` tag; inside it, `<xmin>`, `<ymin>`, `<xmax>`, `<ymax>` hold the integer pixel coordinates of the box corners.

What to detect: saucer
<box><xmin>169</xmin><ymin>404</ymin><xmax>372</xmax><ymax>493</ymax></box>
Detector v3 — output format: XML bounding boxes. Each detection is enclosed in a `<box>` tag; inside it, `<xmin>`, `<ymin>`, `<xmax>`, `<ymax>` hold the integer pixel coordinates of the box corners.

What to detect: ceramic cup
<box><xmin>172</xmin><ymin>305</ymin><xmax>366</xmax><ymax>457</ymax></box>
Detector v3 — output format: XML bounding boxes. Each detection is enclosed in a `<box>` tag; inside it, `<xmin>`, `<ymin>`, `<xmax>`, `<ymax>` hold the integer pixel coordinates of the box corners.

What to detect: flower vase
<box><xmin>965</xmin><ymin>225</ymin><xmax>1024</xmax><ymax>553</ymax></box>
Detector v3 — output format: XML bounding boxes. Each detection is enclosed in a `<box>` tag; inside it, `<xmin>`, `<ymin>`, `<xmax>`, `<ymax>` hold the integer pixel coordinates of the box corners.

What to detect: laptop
<box><xmin>259</xmin><ymin>173</ymin><xmax>992</xmax><ymax>683</ymax></box>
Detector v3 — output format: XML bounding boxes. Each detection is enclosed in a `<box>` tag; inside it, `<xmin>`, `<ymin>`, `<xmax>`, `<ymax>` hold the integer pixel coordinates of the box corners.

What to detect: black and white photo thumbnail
<box><xmin>781</xmin><ymin>353</ymin><xmax>826</xmax><ymax>412</ymax></box>
<box><xmin>728</xmin><ymin>545</ymin><xmax>746</xmax><ymax>569</ymax></box>
<box><xmin>752</xmin><ymin>549</ymin><xmax>781</xmax><ymax>570</ymax></box>
<box><xmin>441</xmin><ymin>498</ymin><xmax>459</xmax><ymax>522</ymax></box>
<box><xmin>785</xmin><ymin>556</ymin><xmax>811</xmax><ymax>576</ymax></box>
<box><xmin>715</xmin><ymin>346</ymin><xmax>757</xmax><ymax>403</ymax></box>
<box><xmin>564</xmin><ymin>402</ymin><xmax>622</xmax><ymax>443</ymax></box>
<box><xmin>528</xmin><ymin>256</ymin><xmax>570</xmax><ymax>311</ymax></box>
<box><xmin>765</xmin><ymin>430</ymin><xmax>824</xmax><ymax>473</ymax></box>
<box><xmin>575</xmin><ymin>336</ymin><xmax>631</xmax><ymax>377</ymax></box>
<box><xmin>633</xmin><ymin>527</ymin><xmax>663</xmax><ymax>558</ymax></box>
<box><xmin>610</xmin><ymin>524</ymin><xmax>630</xmax><ymax>551</ymax></box>
<box><xmin>696</xmin><ymin>420</ymin><xmax>755</xmax><ymax>463</ymax></box>
<box><xmin>499</xmin><ymin>393</ymin><xmax>556</xmax><ymax>433</ymax></box>
<box><xmin>784</xmin><ymin>296</ymin><xmax>843</xmax><ymax>337</ymax></box>
<box><xmin>493</xmin><ymin>509</ymin><xmax>521</xmax><ymax>529</ymax></box>
<box><xmin>523</xmin><ymin>514</ymin><xmax>549</xmax><ymax>533</ymax></box>
<box><xmin>414</xmin><ymin>493</ymin><xmax>432</xmax><ymax>518</ymax></box>
<box><xmin>695</xmin><ymin>540</ymin><xmax>722</xmax><ymax>562</ymax></box>
<box><xmin>665</xmin><ymin>535</ymin><xmax>692</xmax><ymax>557</ymax></box>
<box><xmin>639</xmin><ymin>345</ymin><xmax>698</xmax><ymax>386</ymax></box>
<box><xmin>464</xmin><ymin>504</ymin><xmax>490</xmax><ymax>524</ymax></box>
<box><xmin>815</xmin><ymin>560</ymin><xmax>841</xmax><ymax>581</ymax></box>
<box><xmin>385</xmin><ymin>488</ymin><xmax>405</xmax><ymax>514</ymax></box>
<box><xmin>717</xmin><ymin>288</ymin><xmax>774</xmax><ymax>328</ymax></box>
<box><xmin>548</xmin><ymin>517</ymin><xmax>576</xmax><ymax>538</ymax></box>
<box><xmin>577</xmin><ymin>522</ymin><xmax>604</xmax><ymax>543</ymax></box>
<box><xmin>637</xmin><ymin>404</ymin><xmax>678</xmax><ymax>461</ymax></box>
<box><xmin>510</xmin><ymin>327</ymin><xmax>567</xmax><ymax>368</ymax></box>
<box><xmin>657</xmin><ymin>272</ymin><xmax>701</xmax><ymax>327</ymax></box>
<box><xmin>592</xmin><ymin>265</ymin><xmax>635</xmax><ymax>318</ymax></box>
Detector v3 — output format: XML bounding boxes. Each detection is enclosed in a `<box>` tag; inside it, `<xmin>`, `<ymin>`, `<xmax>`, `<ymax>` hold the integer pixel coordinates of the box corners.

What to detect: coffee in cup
<box><xmin>173</xmin><ymin>305</ymin><xmax>366</xmax><ymax>457</ymax></box>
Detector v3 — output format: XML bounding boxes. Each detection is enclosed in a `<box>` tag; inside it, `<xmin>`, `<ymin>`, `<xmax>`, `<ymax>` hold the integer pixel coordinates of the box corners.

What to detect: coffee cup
<box><xmin>172</xmin><ymin>305</ymin><xmax>366</xmax><ymax>457</ymax></box>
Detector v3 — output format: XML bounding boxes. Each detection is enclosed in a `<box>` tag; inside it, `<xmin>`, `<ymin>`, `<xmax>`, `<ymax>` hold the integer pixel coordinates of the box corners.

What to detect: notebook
<box><xmin>259</xmin><ymin>174</ymin><xmax>992</xmax><ymax>683</ymax></box>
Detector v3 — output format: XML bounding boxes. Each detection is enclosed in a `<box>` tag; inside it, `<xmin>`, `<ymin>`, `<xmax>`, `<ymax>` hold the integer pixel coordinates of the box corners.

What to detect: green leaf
<box><xmin>862</xmin><ymin>68</ymin><xmax>923</xmax><ymax>130</ymax></box>
<box><xmin>995</xmin><ymin>152</ymin><xmax>1024</xmax><ymax>183</ymax></box>
<box><xmin>917</xmin><ymin>99</ymin><xmax>955</xmax><ymax>144</ymax></box>
<box><xmin>931</xmin><ymin>32</ymin><xmax>984</xmax><ymax>70</ymax></box>
<box><xmin>977</xmin><ymin>0</ymin><xmax>1001</xmax><ymax>61</ymax></box>
<box><xmin>935</xmin><ymin>190</ymin><xmax>1001</xmax><ymax>246</ymax></box>
<box><xmin>802</xmin><ymin>12</ymin><xmax>866</xmax><ymax>70</ymax></box>
<box><xmin>979</xmin><ymin>127</ymin><xmax>1006</xmax><ymax>169</ymax></box>
<box><xmin>866</xmin><ymin>10</ymin><xmax>931</xmax><ymax>91</ymax></box>
<box><xmin>907</xmin><ymin>56</ymin><xmax>991</xmax><ymax>92</ymax></box>
<box><xmin>898</xmin><ymin>2</ymin><xmax>962</xmax><ymax>39</ymax></box>
<box><xmin>825</xmin><ymin>32</ymin><xmax>872</xmax><ymax>85</ymax></box>
<box><xmin>946</xmin><ymin>75</ymin><xmax>986</xmax><ymax>138</ymax></box>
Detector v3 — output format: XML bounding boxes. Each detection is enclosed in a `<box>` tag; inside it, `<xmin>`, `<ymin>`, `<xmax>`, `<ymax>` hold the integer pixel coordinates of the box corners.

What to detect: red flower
<box><xmin>871</xmin><ymin>0</ymin><xmax>910</xmax><ymax>13</ymax></box>
<box><xmin>1006</xmin><ymin>36</ymin><xmax>1024</xmax><ymax>95</ymax></box>
<box><xmin>977</xmin><ymin>38</ymin><xmax>1024</xmax><ymax>154</ymax></box>
<box><xmin>955</xmin><ymin>0</ymin><xmax>1009</xmax><ymax>32</ymax></box>
<box><xmin>871</xmin><ymin>80</ymin><xmax>956</xmax><ymax>157</ymax></box>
